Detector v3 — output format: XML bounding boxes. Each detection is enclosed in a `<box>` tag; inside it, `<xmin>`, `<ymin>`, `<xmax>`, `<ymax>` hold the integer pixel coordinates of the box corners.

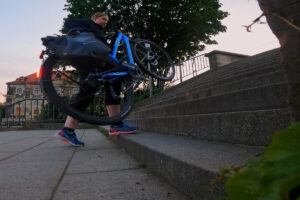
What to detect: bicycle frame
<box><xmin>109</xmin><ymin>32</ymin><xmax>135</xmax><ymax>67</ymax></box>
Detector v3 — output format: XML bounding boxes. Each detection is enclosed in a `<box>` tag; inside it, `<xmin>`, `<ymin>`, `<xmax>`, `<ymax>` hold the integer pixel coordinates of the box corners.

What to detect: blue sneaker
<box><xmin>109</xmin><ymin>122</ymin><xmax>138</xmax><ymax>137</ymax></box>
<box><xmin>55</xmin><ymin>129</ymin><xmax>85</xmax><ymax>147</ymax></box>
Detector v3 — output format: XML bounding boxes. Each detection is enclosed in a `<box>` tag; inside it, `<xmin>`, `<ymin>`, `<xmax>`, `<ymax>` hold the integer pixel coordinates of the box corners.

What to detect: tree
<box><xmin>257</xmin><ymin>0</ymin><xmax>300</xmax><ymax>122</ymax></box>
<box><xmin>63</xmin><ymin>0</ymin><xmax>228</xmax><ymax>62</ymax></box>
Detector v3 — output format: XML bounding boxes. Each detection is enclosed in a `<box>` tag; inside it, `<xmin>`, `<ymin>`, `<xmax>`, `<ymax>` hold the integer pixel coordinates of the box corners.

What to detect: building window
<box><xmin>16</xmin><ymin>88</ymin><xmax>23</xmax><ymax>95</ymax></box>
<box><xmin>33</xmin><ymin>88</ymin><xmax>40</xmax><ymax>95</ymax></box>
<box><xmin>15</xmin><ymin>107</ymin><xmax>21</xmax><ymax>115</ymax></box>
<box><xmin>55</xmin><ymin>87</ymin><xmax>61</xmax><ymax>94</ymax></box>
<box><xmin>55</xmin><ymin>73</ymin><xmax>61</xmax><ymax>80</ymax></box>
<box><xmin>73</xmin><ymin>87</ymin><xmax>80</xmax><ymax>94</ymax></box>
<box><xmin>34</xmin><ymin>108</ymin><xmax>39</xmax><ymax>115</ymax></box>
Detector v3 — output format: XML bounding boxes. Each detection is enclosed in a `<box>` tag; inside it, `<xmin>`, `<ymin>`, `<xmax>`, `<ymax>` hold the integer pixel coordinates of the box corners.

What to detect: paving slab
<box><xmin>0</xmin><ymin>161</ymin><xmax>68</xmax><ymax>200</ymax></box>
<box><xmin>53</xmin><ymin>169</ymin><xmax>190</xmax><ymax>200</ymax></box>
<box><xmin>0</xmin><ymin>129</ymin><xmax>190</xmax><ymax>200</ymax></box>
<box><xmin>66</xmin><ymin>148</ymin><xmax>138</xmax><ymax>174</ymax></box>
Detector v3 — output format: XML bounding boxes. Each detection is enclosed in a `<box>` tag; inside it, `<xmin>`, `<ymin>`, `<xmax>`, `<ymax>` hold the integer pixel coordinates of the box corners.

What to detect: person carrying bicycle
<box><xmin>55</xmin><ymin>12</ymin><xmax>138</xmax><ymax>147</ymax></box>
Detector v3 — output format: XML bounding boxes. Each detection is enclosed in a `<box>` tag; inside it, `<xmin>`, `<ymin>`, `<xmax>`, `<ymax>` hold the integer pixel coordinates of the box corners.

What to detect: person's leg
<box><xmin>64</xmin><ymin>116</ymin><xmax>78</xmax><ymax>129</ymax></box>
<box><xmin>55</xmin><ymin>71</ymin><xmax>93</xmax><ymax>146</ymax></box>
<box><xmin>55</xmin><ymin>121</ymin><xmax>85</xmax><ymax>146</ymax></box>
<box><xmin>106</xmin><ymin>105</ymin><xmax>120</xmax><ymax>117</ymax></box>
<box><xmin>105</xmin><ymin>81</ymin><xmax>138</xmax><ymax>136</ymax></box>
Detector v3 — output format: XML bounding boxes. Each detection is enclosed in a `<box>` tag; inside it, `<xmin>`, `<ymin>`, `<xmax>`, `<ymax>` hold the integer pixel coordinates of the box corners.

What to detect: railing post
<box><xmin>6</xmin><ymin>106</ymin><xmax>8</xmax><ymax>128</ymax></box>
<box><xmin>31</xmin><ymin>99</ymin><xmax>33</xmax><ymax>121</ymax></box>
<box><xmin>145</xmin><ymin>43</ymin><xmax>153</xmax><ymax>97</ymax></box>
<box><xmin>148</xmin><ymin>76</ymin><xmax>153</xmax><ymax>97</ymax></box>
<box><xmin>52</xmin><ymin>104</ymin><xmax>55</xmax><ymax>120</ymax></box>
<box><xmin>18</xmin><ymin>102</ymin><xmax>21</xmax><ymax>126</ymax></box>
<box><xmin>24</xmin><ymin>98</ymin><xmax>27</xmax><ymax>126</ymax></box>
<box><xmin>179</xmin><ymin>64</ymin><xmax>183</xmax><ymax>83</ymax></box>
<box><xmin>42</xmin><ymin>99</ymin><xmax>45</xmax><ymax>121</ymax></box>
<box><xmin>192</xmin><ymin>58</ymin><xmax>196</xmax><ymax>77</ymax></box>
<box><xmin>12</xmin><ymin>104</ymin><xmax>14</xmax><ymax>127</ymax></box>
<box><xmin>0</xmin><ymin>112</ymin><xmax>1</xmax><ymax>129</ymax></box>
<box><xmin>37</xmin><ymin>99</ymin><xmax>39</xmax><ymax>121</ymax></box>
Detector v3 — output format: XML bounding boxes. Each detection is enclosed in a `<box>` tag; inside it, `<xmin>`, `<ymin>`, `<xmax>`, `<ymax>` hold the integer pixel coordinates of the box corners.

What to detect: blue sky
<box><xmin>0</xmin><ymin>0</ymin><xmax>280</xmax><ymax>103</ymax></box>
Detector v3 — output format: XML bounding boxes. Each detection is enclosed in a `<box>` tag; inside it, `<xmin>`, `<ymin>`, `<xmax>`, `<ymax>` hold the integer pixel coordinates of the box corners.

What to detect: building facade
<box><xmin>6</xmin><ymin>72</ymin><xmax>79</xmax><ymax>120</ymax></box>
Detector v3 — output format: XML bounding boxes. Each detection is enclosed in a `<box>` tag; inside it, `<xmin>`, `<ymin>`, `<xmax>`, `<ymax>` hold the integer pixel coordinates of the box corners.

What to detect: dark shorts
<box><xmin>70</xmin><ymin>65</ymin><xmax>121</xmax><ymax>112</ymax></box>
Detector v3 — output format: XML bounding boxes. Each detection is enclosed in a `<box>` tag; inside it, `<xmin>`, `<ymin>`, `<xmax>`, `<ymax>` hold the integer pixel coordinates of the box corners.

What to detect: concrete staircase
<box><xmin>112</xmin><ymin>49</ymin><xmax>292</xmax><ymax>199</ymax></box>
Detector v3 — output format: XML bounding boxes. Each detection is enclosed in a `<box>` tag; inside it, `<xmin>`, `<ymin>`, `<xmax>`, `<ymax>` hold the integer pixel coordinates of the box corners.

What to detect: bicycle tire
<box><xmin>40</xmin><ymin>55</ymin><xmax>134</xmax><ymax>125</ymax></box>
<box><xmin>131</xmin><ymin>39</ymin><xmax>175</xmax><ymax>81</ymax></box>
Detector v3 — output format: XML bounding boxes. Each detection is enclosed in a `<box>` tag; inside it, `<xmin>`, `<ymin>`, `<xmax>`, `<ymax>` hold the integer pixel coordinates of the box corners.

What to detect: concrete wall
<box><xmin>205</xmin><ymin>50</ymin><xmax>249</xmax><ymax>70</ymax></box>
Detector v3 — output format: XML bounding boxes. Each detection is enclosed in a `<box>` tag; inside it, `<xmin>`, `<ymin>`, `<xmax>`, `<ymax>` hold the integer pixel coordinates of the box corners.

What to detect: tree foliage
<box><xmin>63</xmin><ymin>0</ymin><xmax>228</xmax><ymax>62</ymax></box>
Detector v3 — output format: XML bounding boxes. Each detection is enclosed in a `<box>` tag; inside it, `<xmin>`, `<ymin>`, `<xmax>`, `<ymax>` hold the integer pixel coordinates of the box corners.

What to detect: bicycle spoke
<box><xmin>55</xmin><ymin>70</ymin><xmax>80</xmax><ymax>85</ymax></box>
<box><xmin>135</xmin><ymin>46</ymin><xmax>147</xmax><ymax>56</ymax></box>
<box><xmin>140</xmin><ymin>55</ymin><xmax>148</xmax><ymax>63</ymax></box>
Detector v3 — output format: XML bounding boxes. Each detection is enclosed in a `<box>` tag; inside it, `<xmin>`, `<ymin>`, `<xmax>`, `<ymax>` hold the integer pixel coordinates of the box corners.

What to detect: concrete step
<box><xmin>135</xmin><ymin>63</ymin><xmax>282</xmax><ymax>110</ymax></box>
<box><xmin>128</xmin><ymin>108</ymin><xmax>291</xmax><ymax>146</ymax></box>
<box><xmin>131</xmin><ymin>83</ymin><xmax>288</xmax><ymax>118</ymax></box>
<box><xmin>132</xmin><ymin>70</ymin><xmax>286</xmax><ymax>112</ymax></box>
<box><xmin>172</xmin><ymin>55</ymin><xmax>281</xmax><ymax>93</ymax></box>
<box><xmin>106</xmin><ymin>130</ymin><xmax>265</xmax><ymax>200</ymax></box>
<box><xmin>172</xmin><ymin>64</ymin><xmax>283</xmax><ymax>96</ymax></box>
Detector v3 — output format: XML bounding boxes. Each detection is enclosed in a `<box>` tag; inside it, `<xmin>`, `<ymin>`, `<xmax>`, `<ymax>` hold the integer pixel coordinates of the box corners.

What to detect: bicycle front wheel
<box><xmin>131</xmin><ymin>39</ymin><xmax>175</xmax><ymax>81</ymax></box>
<box><xmin>40</xmin><ymin>55</ymin><xmax>134</xmax><ymax>125</ymax></box>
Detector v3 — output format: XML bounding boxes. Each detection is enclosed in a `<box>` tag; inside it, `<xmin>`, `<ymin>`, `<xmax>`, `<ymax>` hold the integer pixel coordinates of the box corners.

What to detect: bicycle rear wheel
<box><xmin>131</xmin><ymin>39</ymin><xmax>175</xmax><ymax>81</ymax></box>
<box><xmin>40</xmin><ymin>55</ymin><xmax>134</xmax><ymax>125</ymax></box>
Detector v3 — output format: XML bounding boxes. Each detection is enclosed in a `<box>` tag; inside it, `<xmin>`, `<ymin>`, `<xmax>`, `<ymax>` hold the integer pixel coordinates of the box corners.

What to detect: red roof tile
<box><xmin>7</xmin><ymin>73</ymin><xmax>38</xmax><ymax>85</ymax></box>
<box><xmin>7</xmin><ymin>71</ymin><xmax>72</xmax><ymax>85</ymax></box>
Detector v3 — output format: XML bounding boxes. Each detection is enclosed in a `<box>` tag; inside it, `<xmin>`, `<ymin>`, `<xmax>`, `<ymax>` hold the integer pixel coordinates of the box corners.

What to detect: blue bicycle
<box><xmin>39</xmin><ymin>18</ymin><xmax>175</xmax><ymax>125</ymax></box>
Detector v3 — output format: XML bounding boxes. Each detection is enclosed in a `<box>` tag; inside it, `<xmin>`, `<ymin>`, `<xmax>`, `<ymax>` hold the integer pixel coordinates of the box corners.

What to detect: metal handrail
<box><xmin>172</xmin><ymin>53</ymin><xmax>210</xmax><ymax>85</ymax></box>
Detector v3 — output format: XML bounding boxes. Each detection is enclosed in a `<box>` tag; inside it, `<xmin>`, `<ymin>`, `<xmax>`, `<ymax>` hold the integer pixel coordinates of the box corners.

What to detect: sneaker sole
<box><xmin>108</xmin><ymin>133</ymin><xmax>119</xmax><ymax>137</ymax></box>
<box><xmin>108</xmin><ymin>130</ymin><xmax>137</xmax><ymax>137</ymax></box>
<box><xmin>54</xmin><ymin>133</ymin><xmax>84</xmax><ymax>147</ymax></box>
<box><xmin>109</xmin><ymin>130</ymin><xmax>137</xmax><ymax>134</ymax></box>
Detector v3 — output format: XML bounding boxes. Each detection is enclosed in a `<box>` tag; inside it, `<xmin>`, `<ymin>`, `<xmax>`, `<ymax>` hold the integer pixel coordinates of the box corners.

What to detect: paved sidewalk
<box><xmin>0</xmin><ymin>129</ymin><xmax>190</xmax><ymax>200</ymax></box>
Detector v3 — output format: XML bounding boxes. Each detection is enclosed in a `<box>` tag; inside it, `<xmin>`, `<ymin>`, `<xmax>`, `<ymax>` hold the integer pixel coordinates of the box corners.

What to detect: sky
<box><xmin>0</xmin><ymin>0</ymin><xmax>280</xmax><ymax>103</ymax></box>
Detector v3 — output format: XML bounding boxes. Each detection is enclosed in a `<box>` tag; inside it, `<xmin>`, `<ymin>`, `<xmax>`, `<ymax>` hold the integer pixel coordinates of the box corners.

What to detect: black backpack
<box><xmin>41</xmin><ymin>32</ymin><xmax>111</xmax><ymax>60</ymax></box>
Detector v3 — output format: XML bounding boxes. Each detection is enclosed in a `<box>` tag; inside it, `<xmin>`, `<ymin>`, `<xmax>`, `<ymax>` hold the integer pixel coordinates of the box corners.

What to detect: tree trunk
<box><xmin>257</xmin><ymin>0</ymin><xmax>300</xmax><ymax>122</ymax></box>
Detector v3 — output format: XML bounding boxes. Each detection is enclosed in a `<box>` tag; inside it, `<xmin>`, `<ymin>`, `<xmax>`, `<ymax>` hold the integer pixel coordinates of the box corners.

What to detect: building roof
<box><xmin>6</xmin><ymin>71</ymin><xmax>73</xmax><ymax>85</ymax></box>
<box><xmin>7</xmin><ymin>73</ymin><xmax>38</xmax><ymax>85</ymax></box>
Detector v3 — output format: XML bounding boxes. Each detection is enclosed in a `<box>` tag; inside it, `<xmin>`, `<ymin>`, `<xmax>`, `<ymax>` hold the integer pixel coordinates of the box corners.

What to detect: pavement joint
<box><xmin>65</xmin><ymin>167</ymin><xmax>141</xmax><ymax>175</ymax></box>
<box><xmin>49</xmin><ymin>130</ymin><xmax>87</xmax><ymax>200</ymax></box>
<box><xmin>0</xmin><ymin>137</ymin><xmax>54</xmax><ymax>162</ymax></box>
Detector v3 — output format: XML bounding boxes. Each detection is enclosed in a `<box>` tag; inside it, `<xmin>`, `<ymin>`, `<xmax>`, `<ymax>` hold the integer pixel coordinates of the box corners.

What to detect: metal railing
<box><xmin>136</xmin><ymin>53</ymin><xmax>210</xmax><ymax>99</ymax></box>
<box><xmin>172</xmin><ymin>53</ymin><xmax>210</xmax><ymax>85</ymax></box>
<box><xmin>1</xmin><ymin>98</ymin><xmax>66</xmax><ymax>128</ymax></box>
